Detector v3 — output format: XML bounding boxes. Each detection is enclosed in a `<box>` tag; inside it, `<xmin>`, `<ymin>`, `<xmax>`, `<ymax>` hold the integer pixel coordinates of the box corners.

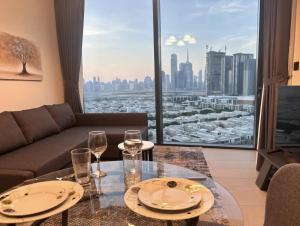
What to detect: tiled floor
<box><xmin>202</xmin><ymin>148</ymin><xmax>266</xmax><ymax>226</ymax></box>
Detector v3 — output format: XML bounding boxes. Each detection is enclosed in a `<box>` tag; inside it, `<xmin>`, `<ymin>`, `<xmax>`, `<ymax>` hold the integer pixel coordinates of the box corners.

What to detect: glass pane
<box><xmin>82</xmin><ymin>0</ymin><xmax>156</xmax><ymax>142</ymax></box>
<box><xmin>160</xmin><ymin>0</ymin><xmax>259</xmax><ymax>147</ymax></box>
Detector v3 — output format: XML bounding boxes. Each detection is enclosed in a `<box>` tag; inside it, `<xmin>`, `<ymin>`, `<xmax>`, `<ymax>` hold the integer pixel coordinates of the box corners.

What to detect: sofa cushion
<box><xmin>0</xmin><ymin>127</ymin><xmax>89</xmax><ymax>176</ymax></box>
<box><xmin>0</xmin><ymin>169</ymin><xmax>34</xmax><ymax>192</ymax></box>
<box><xmin>0</xmin><ymin>112</ymin><xmax>28</xmax><ymax>155</ymax></box>
<box><xmin>45</xmin><ymin>103</ymin><xmax>76</xmax><ymax>131</ymax></box>
<box><xmin>12</xmin><ymin>106</ymin><xmax>60</xmax><ymax>143</ymax></box>
<box><xmin>0</xmin><ymin>126</ymin><xmax>148</xmax><ymax>176</ymax></box>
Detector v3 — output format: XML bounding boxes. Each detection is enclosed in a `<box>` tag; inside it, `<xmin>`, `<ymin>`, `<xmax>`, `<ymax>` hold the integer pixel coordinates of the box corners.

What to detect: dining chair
<box><xmin>264</xmin><ymin>163</ymin><xmax>300</xmax><ymax>226</ymax></box>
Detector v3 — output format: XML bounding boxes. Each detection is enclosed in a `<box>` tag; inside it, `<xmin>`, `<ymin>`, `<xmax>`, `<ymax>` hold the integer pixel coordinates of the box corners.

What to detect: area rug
<box><xmin>41</xmin><ymin>146</ymin><xmax>230</xmax><ymax>226</ymax></box>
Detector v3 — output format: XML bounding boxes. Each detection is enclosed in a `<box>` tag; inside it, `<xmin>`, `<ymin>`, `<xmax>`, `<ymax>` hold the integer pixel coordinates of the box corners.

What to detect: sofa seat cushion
<box><xmin>0</xmin><ymin>127</ymin><xmax>90</xmax><ymax>176</ymax></box>
<box><xmin>0</xmin><ymin>125</ymin><xmax>148</xmax><ymax>176</ymax></box>
<box><xmin>0</xmin><ymin>112</ymin><xmax>28</xmax><ymax>155</ymax></box>
<box><xmin>12</xmin><ymin>106</ymin><xmax>60</xmax><ymax>143</ymax></box>
<box><xmin>46</xmin><ymin>103</ymin><xmax>76</xmax><ymax>131</ymax></box>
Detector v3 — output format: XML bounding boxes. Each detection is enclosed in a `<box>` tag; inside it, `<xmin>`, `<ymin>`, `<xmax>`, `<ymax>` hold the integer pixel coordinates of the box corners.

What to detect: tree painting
<box><xmin>0</xmin><ymin>32</ymin><xmax>42</xmax><ymax>81</ymax></box>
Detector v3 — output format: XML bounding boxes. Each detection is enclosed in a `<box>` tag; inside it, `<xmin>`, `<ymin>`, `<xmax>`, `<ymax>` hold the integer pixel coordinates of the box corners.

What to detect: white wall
<box><xmin>0</xmin><ymin>0</ymin><xmax>64</xmax><ymax>112</ymax></box>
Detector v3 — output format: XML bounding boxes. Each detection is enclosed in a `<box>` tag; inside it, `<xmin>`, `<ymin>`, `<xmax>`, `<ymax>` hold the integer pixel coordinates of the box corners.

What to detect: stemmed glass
<box><xmin>88</xmin><ymin>131</ymin><xmax>107</xmax><ymax>178</ymax></box>
<box><xmin>124</xmin><ymin>130</ymin><xmax>143</xmax><ymax>156</ymax></box>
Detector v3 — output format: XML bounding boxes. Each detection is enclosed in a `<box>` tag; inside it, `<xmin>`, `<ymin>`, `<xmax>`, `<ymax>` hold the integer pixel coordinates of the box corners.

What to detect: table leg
<box><xmin>142</xmin><ymin>150</ymin><xmax>147</xmax><ymax>161</ymax></box>
<box><xmin>185</xmin><ymin>217</ymin><xmax>199</xmax><ymax>226</ymax></box>
<box><xmin>62</xmin><ymin>210</ymin><xmax>68</xmax><ymax>226</ymax></box>
<box><xmin>149</xmin><ymin>149</ymin><xmax>153</xmax><ymax>161</ymax></box>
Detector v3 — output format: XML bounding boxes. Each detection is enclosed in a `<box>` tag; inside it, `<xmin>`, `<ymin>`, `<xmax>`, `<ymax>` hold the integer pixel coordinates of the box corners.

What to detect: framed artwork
<box><xmin>0</xmin><ymin>32</ymin><xmax>42</xmax><ymax>81</ymax></box>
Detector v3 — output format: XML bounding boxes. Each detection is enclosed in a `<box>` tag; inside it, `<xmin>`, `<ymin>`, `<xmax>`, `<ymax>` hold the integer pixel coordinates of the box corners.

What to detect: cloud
<box><xmin>183</xmin><ymin>34</ymin><xmax>192</xmax><ymax>42</ymax></box>
<box><xmin>188</xmin><ymin>38</ymin><xmax>197</xmax><ymax>44</ymax></box>
<box><xmin>168</xmin><ymin>35</ymin><xmax>177</xmax><ymax>43</ymax></box>
<box><xmin>165</xmin><ymin>40</ymin><xmax>174</xmax><ymax>46</ymax></box>
<box><xmin>165</xmin><ymin>35</ymin><xmax>197</xmax><ymax>46</ymax></box>
<box><xmin>191</xmin><ymin>0</ymin><xmax>257</xmax><ymax>17</ymax></box>
<box><xmin>84</xmin><ymin>27</ymin><xmax>112</xmax><ymax>36</ymax></box>
<box><xmin>183</xmin><ymin>34</ymin><xmax>197</xmax><ymax>44</ymax></box>
<box><xmin>83</xmin><ymin>16</ymin><xmax>139</xmax><ymax>37</ymax></box>
<box><xmin>165</xmin><ymin>35</ymin><xmax>177</xmax><ymax>46</ymax></box>
<box><xmin>177</xmin><ymin>40</ymin><xmax>185</xmax><ymax>46</ymax></box>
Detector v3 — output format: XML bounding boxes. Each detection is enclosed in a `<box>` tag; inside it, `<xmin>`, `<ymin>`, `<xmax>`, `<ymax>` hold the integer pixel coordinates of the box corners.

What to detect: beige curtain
<box><xmin>256</xmin><ymin>0</ymin><xmax>293</xmax><ymax>170</ymax></box>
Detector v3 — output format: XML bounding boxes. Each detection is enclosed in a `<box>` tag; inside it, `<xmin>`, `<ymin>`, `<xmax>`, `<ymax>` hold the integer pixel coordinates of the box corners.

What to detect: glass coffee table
<box><xmin>5</xmin><ymin>161</ymin><xmax>243</xmax><ymax>226</ymax></box>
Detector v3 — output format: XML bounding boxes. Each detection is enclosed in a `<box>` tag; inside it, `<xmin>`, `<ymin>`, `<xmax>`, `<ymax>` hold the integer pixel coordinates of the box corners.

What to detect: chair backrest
<box><xmin>264</xmin><ymin>163</ymin><xmax>300</xmax><ymax>226</ymax></box>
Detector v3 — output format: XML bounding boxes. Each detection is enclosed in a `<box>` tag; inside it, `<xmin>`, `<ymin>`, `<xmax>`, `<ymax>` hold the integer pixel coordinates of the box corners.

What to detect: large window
<box><xmin>82</xmin><ymin>0</ymin><xmax>157</xmax><ymax>142</ymax></box>
<box><xmin>83</xmin><ymin>0</ymin><xmax>259</xmax><ymax>147</ymax></box>
<box><xmin>160</xmin><ymin>0</ymin><xmax>258</xmax><ymax>146</ymax></box>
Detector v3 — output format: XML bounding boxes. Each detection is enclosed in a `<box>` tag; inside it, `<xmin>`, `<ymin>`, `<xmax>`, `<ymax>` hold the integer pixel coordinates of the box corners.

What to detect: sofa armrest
<box><xmin>75</xmin><ymin>113</ymin><xmax>148</xmax><ymax>127</ymax></box>
<box><xmin>0</xmin><ymin>169</ymin><xmax>34</xmax><ymax>193</ymax></box>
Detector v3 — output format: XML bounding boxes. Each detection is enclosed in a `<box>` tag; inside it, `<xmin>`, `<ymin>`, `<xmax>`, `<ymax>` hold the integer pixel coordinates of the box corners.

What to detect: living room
<box><xmin>0</xmin><ymin>0</ymin><xmax>299</xmax><ymax>226</ymax></box>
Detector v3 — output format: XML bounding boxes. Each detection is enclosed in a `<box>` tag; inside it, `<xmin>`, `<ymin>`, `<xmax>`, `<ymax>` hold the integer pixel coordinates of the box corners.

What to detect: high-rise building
<box><xmin>161</xmin><ymin>70</ymin><xmax>167</xmax><ymax>91</ymax></box>
<box><xmin>243</xmin><ymin>59</ymin><xmax>256</xmax><ymax>96</ymax></box>
<box><xmin>233</xmin><ymin>53</ymin><xmax>254</xmax><ymax>95</ymax></box>
<box><xmin>175</xmin><ymin>50</ymin><xmax>193</xmax><ymax>90</ymax></box>
<box><xmin>166</xmin><ymin>74</ymin><xmax>171</xmax><ymax>90</ymax></box>
<box><xmin>206</xmin><ymin>51</ymin><xmax>225</xmax><ymax>96</ymax></box>
<box><xmin>183</xmin><ymin>50</ymin><xmax>193</xmax><ymax>90</ymax></box>
<box><xmin>198</xmin><ymin>70</ymin><xmax>203</xmax><ymax>91</ymax></box>
<box><xmin>171</xmin><ymin>54</ymin><xmax>177</xmax><ymax>90</ymax></box>
<box><xmin>193</xmin><ymin>75</ymin><xmax>198</xmax><ymax>89</ymax></box>
<box><xmin>177</xmin><ymin>64</ymin><xmax>185</xmax><ymax>89</ymax></box>
<box><xmin>144</xmin><ymin>75</ymin><xmax>153</xmax><ymax>90</ymax></box>
<box><xmin>225</xmin><ymin>55</ymin><xmax>233</xmax><ymax>95</ymax></box>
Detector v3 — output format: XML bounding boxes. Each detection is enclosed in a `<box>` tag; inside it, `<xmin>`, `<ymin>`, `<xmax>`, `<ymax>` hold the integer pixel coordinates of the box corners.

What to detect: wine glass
<box><xmin>124</xmin><ymin>130</ymin><xmax>142</xmax><ymax>156</ymax></box>
<box><xmin>88</xmin><ymin>131</ymin><xmax>107</xmax><ymax>177</ymax></box>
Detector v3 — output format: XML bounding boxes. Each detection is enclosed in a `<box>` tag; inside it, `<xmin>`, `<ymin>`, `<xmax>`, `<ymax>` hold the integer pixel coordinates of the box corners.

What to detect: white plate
<box><xmin>0</xmin><ymin>181</ymin><xmax>84</xmax><ymax>224</ymax></box>
<box><xmin>124</xmin><ymin>177</ymin><xmax>214</xmax><ymax>221</ymax></box>
<box><xmin>0</xmin><ymin>181</ymin><xmax>70</xmax><ymax>217</ymax></box>
<box><xmin>118</xmin><ymin>141</ymin><xmax>154</xmax><ymax>151</ymax></box>
<box><xmin>138</xmin><ymin>178</ymin><xmax>202</xmax><ymax>211</ymax></box>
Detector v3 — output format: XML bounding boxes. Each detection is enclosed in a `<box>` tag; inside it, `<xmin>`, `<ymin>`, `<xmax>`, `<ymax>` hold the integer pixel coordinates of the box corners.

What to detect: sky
<box><xmin>82</xmin><ymin>0</ymin><xmax>259</xmax><ymax>82</ymax></box>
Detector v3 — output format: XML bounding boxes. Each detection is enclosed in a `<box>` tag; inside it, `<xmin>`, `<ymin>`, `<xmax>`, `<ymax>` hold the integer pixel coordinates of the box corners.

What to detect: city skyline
<box><xmin>82</xmin><ymin>0</ymin><xmax>259</xmax><ymax>82</ymax></box>
<box><xmin>85</xmin><ymin>50</ymin><xmax>257</xmax><ymax>97</ymax></box>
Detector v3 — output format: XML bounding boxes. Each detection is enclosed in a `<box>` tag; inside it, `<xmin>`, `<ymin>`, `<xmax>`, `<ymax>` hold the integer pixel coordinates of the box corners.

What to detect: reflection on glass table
<box><xmin>28</xmin><ymin>161</ymin><xmax>243</xmax><ymax>226</ymax></box>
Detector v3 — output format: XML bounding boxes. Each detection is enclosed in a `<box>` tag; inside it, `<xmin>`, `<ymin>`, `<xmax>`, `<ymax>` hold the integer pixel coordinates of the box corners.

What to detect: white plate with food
<box><xmin>138</xmin><ymin>177</ymin><xmax>202</xmax><ymax>211</ymax></box>
<box><xmin>0</xmin><ymin>181</ymin><xmax>71</xmax><ymax>216</ymax></box>
<box><xmin>124</xmin><ymin>177</ymin><xmax>214</xmax><ymax>221</ymax></box>
<box><xmin>0</xmin><ymin>180</ymin><xmax>84</xmax><ymax>224</ymax></box>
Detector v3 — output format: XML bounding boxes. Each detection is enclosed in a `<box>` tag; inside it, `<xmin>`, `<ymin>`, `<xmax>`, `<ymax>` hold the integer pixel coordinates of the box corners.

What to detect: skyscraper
<box><xmin>171</xmin><ymin>54</ymin><xmax>177</xmax><ymax>90</ymax></box>
<box><xmin>198</xmin><ymin>70</ymin><xmax>203</xmax><ymax>91</ymax></box>
<box><xmin>243</xmin><ymin>59</ymin><xmax>256</xmax><ymax>96</ymax></box>
<box><xmin>233</xmin><ymin>53</ymin><xmax>254</xmax><ymax>95</ymax></box>
<box><xmin>183</xmin><ymin>49</ymin><xmax>193</xmax><ymax>90</ymax></box>
<box><xmin>175</xmin><ymin>50</ymin><xmax>193</xmax><ymax>90</ymax></box>
<box><xmin>144</xmin><ymin>75</ymin><xmax>153</xmax><ymax>90</ymax></box>
<box><xmin>161</xmin><ymin>70</ymin><xmax>167</xmax><ymax>91</ymax></box>
<box><xmin>177</xmin><ymin>63</ymin><xmax>185</xmax><ymax>89</ymax></box>
<box><xmin>225</xmin><ymin>55</ymin><xmax>233</xmax><ymax>95</ymax></box>
<box><xmin>206</xmin><ymin>51</ymin><xmax>225</xmax><ymax>96</ymax></box>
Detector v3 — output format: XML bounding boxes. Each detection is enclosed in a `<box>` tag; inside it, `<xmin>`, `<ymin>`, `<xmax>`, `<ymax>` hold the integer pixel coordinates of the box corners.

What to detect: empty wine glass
<box><xmin>124</xmin><ymin>130</ymin><xmax>142</xmax><ymax>156</ymax></box>
<box><xmin>88</xmin><ymin>131</ymin><xmax>107</xmax><ymax>177</ymax></box>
